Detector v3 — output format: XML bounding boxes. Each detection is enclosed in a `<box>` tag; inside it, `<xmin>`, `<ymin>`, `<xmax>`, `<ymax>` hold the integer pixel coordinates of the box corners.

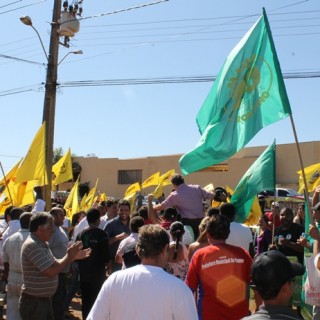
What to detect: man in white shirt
<box><xmin>87</xmin><ymin>225</ymin><xmax>198</xmax><ymax>320</ymax></box>
<box><xmin>220</xmin><ymin>203</ymin><xmax>254</xmax><ymax>257</ymax></box>
<box><xmin>31</xmin><ymin>186</ymin><xmax>46</xmax><ymax>213</ymax></box>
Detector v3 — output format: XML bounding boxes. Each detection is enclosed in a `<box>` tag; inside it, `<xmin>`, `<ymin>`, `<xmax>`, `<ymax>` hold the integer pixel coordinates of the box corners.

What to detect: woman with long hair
<box><xmin>255</xmin><ymin>214</ymin><xmax>272</xmax><ymax>257</ymax></box>
<box><xmin>165</xmin><ymin>221</ymin><xmax>189</xmax><ymax>281</ymax></box>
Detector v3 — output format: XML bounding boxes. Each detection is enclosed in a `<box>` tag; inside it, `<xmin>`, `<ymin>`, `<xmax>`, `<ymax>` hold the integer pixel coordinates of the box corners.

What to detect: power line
<box><xmin>1</xmin><ymin>70</ymin><xmax>319</xmax><ymax>97</ymax></box>
<box><xmin>58</xmin><ymin>71</ymin><xmax>320</xmax><ymax>88</ymax></box>
<box><xmin>80</xmin><ymin>16</ymin><xmax>320</xmax><ymax>34</ymax></box>
<box><xmin>77</xmin><ymin>23</ymin><xmax>320</xmax><ymax>42</ymax></box>
<box><xmin>71</xmin><ymin>31</ymin><xmax>320</xmax><ymax>49</ymax></box>
<box><xmin>0</xmin><ymin>0</ymin><xmax>46</xmax><ymax>15</ymax></box>
<box><xmin>80</xmin><ymin>9</ymin><xmax>320</xmax><ymax>29</ymax></box>
<box><xmin>0</xmin><ymin>84</ymin><xmax>42</xmax><ymax>96</ymax></box>
<box><xmin>1</xmin><ymin>8</ymin><xmax>319</xmax><ymax>61</ymax></box>
<box><xmin>0</xmin><ymin>53</ymin><xmax>44</xmax><ymax>65</ymax></box>
<box><xmin>78</xmin><ymin>0</ymin><xmax>170</xmax><ymax>22</ymax></box>
<box><xmin>0</xmin><ymin>0</ymin><xmax>22</xmax><ymax>10</ymax></box>
<box><xmin>0</xmin><ymin>154</ymin><xmax>22</xmax><ymax>158</ymax></box>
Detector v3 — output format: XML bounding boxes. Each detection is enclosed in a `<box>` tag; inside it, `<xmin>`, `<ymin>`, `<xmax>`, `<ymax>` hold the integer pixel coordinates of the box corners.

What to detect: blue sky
<box><xmin>0</xmin><ymin>0</ymin><xmax>319</xmax><ymax>172</ymax></box>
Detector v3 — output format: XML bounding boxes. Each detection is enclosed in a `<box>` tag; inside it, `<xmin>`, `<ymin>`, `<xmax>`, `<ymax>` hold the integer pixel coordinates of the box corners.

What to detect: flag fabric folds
<box><xmin>230</xmin><ymin>142</ymin><xmax>275</xmax><ymax>223</ymax></box>
<box><xmin>152</xmin><ymin>183</ymin><xmax>163</xmax><ymax>199</ymax></box>
<box><xmin>297</xmin><ymin>163</ymin><xmax>320</xmax><ymax>193</ymax></box>
<box><xmin>15</xmin><ymin>123</ymin><xmax>46</xmax><ymax>183</ymax></box>
<box><xmin>125</xmin><ymin>182</ymin><xmax>141</xmax><ymax>198</ymax></box>
<box><xmin>84</xmin><ymin>179</ymin><xmax>99</xmax><ymax>209</ymax></box>
<box><xmin>71</xmin><ymin>180</ymin><xmax>80</xmax><ymax>217</ymax></box>
<box><xmin>159</xmin><ymin>169</ymin><xmax>175</xmax><ymax>187</ymax></box>
<box><xmin>0</xmin><ymin>159</ymin><xmax>22</xmax><ymax>187</ymax></box>
<box><xmin>52</xmin><ymin>148</ymin><xmax>73</xmax><ymax>186</ymax></box>
<box><xmin>64</xmin><ymin>176</ymin><xmax>80</xmax><ymax>218</ymax></box>
<box><xmin>243</xmin><ymin>195</ymin><xmax>262</xmax><ymax>226</ymax></box>
<box><xmin>141</xmin><ymin>172</ymin><xmax>160</xmax><ymax>189</ymax></box>
<box><xmin>152</xmin><ymin>169</ymin><xmax>175</xmax><ymax>198</ymax></box>
<box><xmin>179</xmin><ymin>9</ymin><xmax>291</xmax><ymax>175</ymax></box>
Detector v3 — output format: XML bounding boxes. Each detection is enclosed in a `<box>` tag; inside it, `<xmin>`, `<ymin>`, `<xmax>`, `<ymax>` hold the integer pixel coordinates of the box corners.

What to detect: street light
<box><xmin>20</xmin><ymin>0</ymin><xmax>62</xmax><ymax>210</ymax></box>
<box><xmin>58</xmin><ymin>50</ymin><xmax>83</xmax><ymax>65</ymax></box>
<box><xmin>21</xmin><ymin>1</ymin><xmax>82</xmax><ymax>210</ymax></box>
<box><xmin>20</xmin><ymin>16</ymin><xmax>49</xmax><ymax>61</ymax></box>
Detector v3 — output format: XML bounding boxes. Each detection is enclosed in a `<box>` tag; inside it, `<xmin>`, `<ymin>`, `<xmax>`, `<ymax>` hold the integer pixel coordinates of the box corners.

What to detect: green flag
<box><xmin>230</xmin><ymin>142</ymin><xmax>275</xmax><ymax>222</ymax></box>
<box><xmin>179</xmin><ymin>9</ymin><xmax>291</xmax><ymax>175</ymax></box>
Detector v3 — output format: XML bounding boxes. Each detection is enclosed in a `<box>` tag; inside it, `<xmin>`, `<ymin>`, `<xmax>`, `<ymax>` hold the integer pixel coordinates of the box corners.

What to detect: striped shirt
<box><xmin>21</xmin><ymin>233</ymin><xmax>57</xmax><ymax>297</ymax></box>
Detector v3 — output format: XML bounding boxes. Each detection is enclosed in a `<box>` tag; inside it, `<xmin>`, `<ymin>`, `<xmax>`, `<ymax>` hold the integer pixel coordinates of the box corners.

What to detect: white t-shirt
<box><xmin>31</xmin><ymin>199</ymin><xmax>46</xmax><ymax>213</ymax></box>
<box><xmin>116</xmin><ymin>233</ymin><xmax>139</xmax><ymax>269</ymax></box>
<box><xmin>226</xmin><ymin>222</ymin><xmax>252</xmax><ymax>252</ymax></box>
<box><xmin>315</xmin><ymin>253</ymin><xmax>320</xmax><ymax>275</ymax></box>
<box><xmin>87</xmin><ymin>264</ymin><xmax>198</xmax><ymax>320</ymax></box>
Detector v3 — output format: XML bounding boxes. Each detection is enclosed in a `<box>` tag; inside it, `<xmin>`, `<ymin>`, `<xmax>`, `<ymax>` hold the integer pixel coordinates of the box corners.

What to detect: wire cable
<box><xmin>0</xmin><ymin>53</ymin><xmax>45</xmax><ymax>65</ymax></box>
<box><xmin>0</xmin><ymin>0</ymin><xmax>46</xmax><ymax>15</ymax></box>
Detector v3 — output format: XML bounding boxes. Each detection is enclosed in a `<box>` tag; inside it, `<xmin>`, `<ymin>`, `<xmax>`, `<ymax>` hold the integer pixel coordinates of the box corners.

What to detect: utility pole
<box><xmin>42</xmin><ymin>0</ymin><xmax>62</xmax><ymax>209</ymax></box>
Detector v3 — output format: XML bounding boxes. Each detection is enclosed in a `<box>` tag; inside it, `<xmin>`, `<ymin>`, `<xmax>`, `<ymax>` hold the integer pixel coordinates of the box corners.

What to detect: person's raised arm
<box><xmin>147</xmin><ymin>194</ymin><xmax>163</xmax><ymax>224</ymax></box>
<box><xmin>309</xmin><ymin>224</ymin><xmax>320</xmax><ymax>256</ymax></box>
<box><xmin>312</xmin><ymin>186</ymin><xmax>320</xmax><ymax>207</ymax></box>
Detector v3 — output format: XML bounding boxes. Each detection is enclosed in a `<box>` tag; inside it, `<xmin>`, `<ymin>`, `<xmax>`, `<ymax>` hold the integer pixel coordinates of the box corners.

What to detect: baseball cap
<box><xmin>251</xmin><ymin>250</ymin><xmax>305</xmax><ymax>293</ymax></box>
<box><xmin>312</xmin><ymin>201</ymin><xmax>320</xmax><ymax>211</ymax></box>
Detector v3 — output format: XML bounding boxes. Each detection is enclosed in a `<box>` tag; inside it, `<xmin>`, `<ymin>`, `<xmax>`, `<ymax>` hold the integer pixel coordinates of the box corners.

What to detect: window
<box><xmin>118</xmin><ymin>170</ymin><xmax>142</xmax><ymax>185</ymax></box>
<box><xmin>278</xmin><ymin>189</ymin><xmax>289</xmax><ymax>197</ymax></box>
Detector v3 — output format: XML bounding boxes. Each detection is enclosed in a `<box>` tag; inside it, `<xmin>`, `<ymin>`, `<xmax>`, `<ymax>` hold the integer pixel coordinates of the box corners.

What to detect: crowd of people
<box><xmin>0</xmin><ymin>173</ymin><xmax>319</xmax><ymax>319</ymax></box>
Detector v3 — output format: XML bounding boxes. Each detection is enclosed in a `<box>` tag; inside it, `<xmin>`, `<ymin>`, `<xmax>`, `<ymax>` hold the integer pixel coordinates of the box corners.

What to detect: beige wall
<box><xmin>67</xmin><ymin>141</ymin><xmax>320</xmax><ymax>199</ymax></box>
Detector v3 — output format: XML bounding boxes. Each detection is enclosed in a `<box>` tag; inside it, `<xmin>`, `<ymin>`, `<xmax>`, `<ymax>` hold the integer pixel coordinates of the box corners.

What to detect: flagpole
<box><xmin>0</xmin><ymin>162</ymin><xmax>13</xmax><ymax>206</ymax></box>
<box><xmin>272</xmin><ymin>142</ymin><xmax>277</xmax><ymax>243</ymax></box>
<box><xmin>289</xmin><ymin>114</ymin><xmax>314</xmax><ymax>226</ymax></box>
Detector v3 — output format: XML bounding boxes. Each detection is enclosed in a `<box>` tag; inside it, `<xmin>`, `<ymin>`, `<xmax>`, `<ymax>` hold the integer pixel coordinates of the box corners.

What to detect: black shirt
<box><xmin>274</xmin><ymin>223</ymin><xmax>304</xmax><ymax>264</ymax></box>
<box><xmin>76</xmin><ymin>227</ymin><xmax>109</xmax><ymax>283</ymax></box>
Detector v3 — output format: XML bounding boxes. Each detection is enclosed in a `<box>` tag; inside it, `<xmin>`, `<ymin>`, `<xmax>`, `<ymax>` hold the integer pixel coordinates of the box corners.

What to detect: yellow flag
<box><xmin>124</xmin><ymin>192</ymin><xmax>136</xmax><ymax>213</ymax></box>
<box><xmin>125</xmin><ymin>182</ymin><xmax>141</xmax><ymax>198</ymax></box>
<box><xmin>152</xmin><ymin>182</ymin><xmax>163</xmax><ymax>199</ymax></box>
<box><xmin>0</xmin><ymin>200</ymin><xmax>12</xmax><ymax>214</ymax></box>
<box><xmin>52</xmin><ymin>148</ymin><xmax>73</xmax><ymax>185</ymax></box>
<box><xmin>297</xmin><ymin>163</ymin><xmax>320</xmax><ymax>193</ymax></box>
<box><xmin>5</xmin><ymin>179</ymin><xmax>37</xmax><ymax>207</ymax></box>
<box><xmin>85</xmin><ymin>179</ymin><xmax>99</xmax><ymax>209</ymax></box>
<box><xmin>71</xmin><ymin>180</ymin><xmax>79</xmax><ymax>217</ymax></box>
<box><xmin>80</xmin><ymin>193</ymin><xmax>87</xmax><ymax>210</ymax></box>
<box><xmin>159</xmin><ymin>169</ymin><xmax>175</xmax><ymax>187</ymax></box>
<box><xmin>64</xmin><ymin>177</ymin><xmax>79</xmax><ymax>218</ymax></box>
<box><xmin>99</xmin><ymin>193</ymin><xmax>107</xmax><ymax>201</ymax></box>
<box><xmin>5</xmin><ymin>180</ymin><xmax>27</xmax><ymax>206</ymax></box>
<box><xmin>244</xmin><ymin>195</ymin><xmax>262</xmax><ymax>226</ymax></box>
<box><xmin>141</xmin><ymin>172</ymin><xmax>160</xmax><ymax>189</ymax></box>
<box><xmin>0</xmin><ymin>159</ymin><xmax>23</xmax><ymax>187</ymax></box>
<box><xmin>15</xmin><ymin>123</ymin><xmax>46</xmax><ymax>183</ymax></box>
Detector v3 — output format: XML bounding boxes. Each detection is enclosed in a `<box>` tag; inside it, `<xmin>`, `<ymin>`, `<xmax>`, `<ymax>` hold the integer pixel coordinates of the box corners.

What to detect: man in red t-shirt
<box><xmin>186</xmin><ymin>214</ymin><xmax>252</xmax><ymax>320</ymax></box>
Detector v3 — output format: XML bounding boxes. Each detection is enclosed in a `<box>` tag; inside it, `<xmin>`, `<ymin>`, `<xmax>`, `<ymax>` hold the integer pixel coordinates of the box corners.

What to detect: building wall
<box><xmin>68</xmin><ymin>141</ymin><xmax>320</xmax><ymax>199</ymax></box>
